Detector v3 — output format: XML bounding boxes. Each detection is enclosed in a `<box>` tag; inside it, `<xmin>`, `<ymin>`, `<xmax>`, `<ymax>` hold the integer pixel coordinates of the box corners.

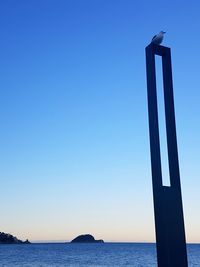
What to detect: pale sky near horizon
<box><xmin>0</xmin><ymin>0</ymin><xmax>200</xmax><ymax>243</ymax></box>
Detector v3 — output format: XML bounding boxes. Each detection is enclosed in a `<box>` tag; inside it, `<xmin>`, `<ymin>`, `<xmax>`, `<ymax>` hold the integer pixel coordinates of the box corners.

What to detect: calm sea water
<box><xmin>0</xmin><ymin>243</ymin><xmax>199</xmax><ymax>266</ymax></box>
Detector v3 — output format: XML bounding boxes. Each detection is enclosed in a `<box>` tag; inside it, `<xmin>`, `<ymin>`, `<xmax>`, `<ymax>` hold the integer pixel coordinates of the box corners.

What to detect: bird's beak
<box><xmin>163</xmin><ymin>31</ymin><xmax>166</xmax><ymax>34</ymax></box>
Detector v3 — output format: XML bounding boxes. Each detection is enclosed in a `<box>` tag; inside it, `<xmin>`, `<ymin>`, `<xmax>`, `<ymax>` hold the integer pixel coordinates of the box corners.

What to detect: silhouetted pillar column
<box><xmin>145</xmin><ymin>43</ymin><xmax>188</xmax><ymax>267</ymax></box>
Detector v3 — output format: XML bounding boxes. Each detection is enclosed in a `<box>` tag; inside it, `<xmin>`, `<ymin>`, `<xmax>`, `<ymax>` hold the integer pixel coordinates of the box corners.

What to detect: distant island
<box><xmin>71</xmin><ymin>234</ymin><xmax>104</xmax><ymax>243</ymax></box>
<box><xmin>0</xmin><ymin>232</ymin><xmax>30</xmax><ymax>244</ymax></box>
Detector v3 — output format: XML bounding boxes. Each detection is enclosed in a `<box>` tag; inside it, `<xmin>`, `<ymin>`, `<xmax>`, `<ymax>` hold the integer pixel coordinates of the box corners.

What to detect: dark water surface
<box><xmin>0</xmin><ymin>243</ymin><xmax>199</xmax><ymax>266</ymax></box>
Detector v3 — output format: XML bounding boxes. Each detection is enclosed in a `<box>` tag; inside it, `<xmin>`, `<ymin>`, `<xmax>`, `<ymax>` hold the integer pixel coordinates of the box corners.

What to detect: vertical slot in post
<box><xmin>155</xmin><ymin>55</ymin><xmax>171</xmax><ymax>186</ymax></box>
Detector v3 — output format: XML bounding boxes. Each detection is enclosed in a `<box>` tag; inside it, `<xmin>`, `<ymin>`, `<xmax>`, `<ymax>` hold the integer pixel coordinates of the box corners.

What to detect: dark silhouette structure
<box><xmin>0</xmin><ymin>231</ymin><xmax>30</xmax><ymax>244</ymax></box>
<box><xmin>71</xmin><ymin>234</ymin><xmax>104</xmax><ymax>243</ymax></box>
<box><xmin>145</xmin><ymin>43</ymin><xmax>188</xmax><ymax>267</ymax></box>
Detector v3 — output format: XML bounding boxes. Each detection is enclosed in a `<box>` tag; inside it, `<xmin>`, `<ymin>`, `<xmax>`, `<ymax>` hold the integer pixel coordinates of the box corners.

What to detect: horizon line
<box><xmin>29</xmin><ymin>240</ymin><xmax>200</xmax><ymax>245</ymax></box>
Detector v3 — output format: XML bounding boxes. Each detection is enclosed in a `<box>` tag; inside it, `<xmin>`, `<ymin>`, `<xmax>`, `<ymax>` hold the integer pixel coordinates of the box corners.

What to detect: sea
<box><xmin>0</xmin><ymin>243</ymin><xmax>199</xmax><ymax>266</ymax></box>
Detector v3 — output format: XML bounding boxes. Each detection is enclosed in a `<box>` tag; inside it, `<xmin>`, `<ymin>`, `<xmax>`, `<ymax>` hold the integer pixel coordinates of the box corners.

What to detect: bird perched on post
<box><xmin>151</xmin><ymin>31</ymin><xmax>166</xmax><ymax>45</ymax></box>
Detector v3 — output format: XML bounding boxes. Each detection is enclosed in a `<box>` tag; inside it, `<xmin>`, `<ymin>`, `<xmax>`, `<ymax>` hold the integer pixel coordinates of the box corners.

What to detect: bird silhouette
<box><xmin>151</xmin><ymin>31</ymin><xmax>166</xmax><ymax>45</ymax></box>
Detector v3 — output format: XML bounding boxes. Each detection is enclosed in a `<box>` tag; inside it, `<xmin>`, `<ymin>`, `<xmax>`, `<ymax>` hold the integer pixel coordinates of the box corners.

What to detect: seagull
<box><xmin>151</xmin><ymin>31</ymin><xmax>166</xmax><ymax>45</ymax></box>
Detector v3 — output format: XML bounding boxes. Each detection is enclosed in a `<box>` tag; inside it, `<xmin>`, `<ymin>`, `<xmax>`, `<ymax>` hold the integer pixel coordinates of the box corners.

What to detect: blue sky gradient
<box><xmin>0</xmin><ymin>0</ymin><xmax>199</xmax><ymax>242</ymax></box>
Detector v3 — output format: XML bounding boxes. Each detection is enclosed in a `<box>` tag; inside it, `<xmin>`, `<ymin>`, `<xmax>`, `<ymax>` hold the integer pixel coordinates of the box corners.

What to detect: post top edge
<box><xmin>145</xmin><ymin>43</ymin><xmax>170</xmax><ymax>50</ymax></box>
<box><xmin>145</xmin><ymin>43</ymin><xmax>171</xmax><ymax>56</ymax></box>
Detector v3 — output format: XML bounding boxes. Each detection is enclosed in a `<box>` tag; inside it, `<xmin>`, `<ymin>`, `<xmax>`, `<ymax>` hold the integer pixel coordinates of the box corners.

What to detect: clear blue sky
<box><xmin>0</xmin><ymin>0</ymin><xmax>199</xmax><ymax>242</ymax></box>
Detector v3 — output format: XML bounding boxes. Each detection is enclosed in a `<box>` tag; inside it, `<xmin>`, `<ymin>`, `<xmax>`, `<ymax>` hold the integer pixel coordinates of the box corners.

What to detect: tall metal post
<box><xmin>145</xmin><ymin>43</ymin><xmax>188</xmax><ymax>267</ymax></box>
